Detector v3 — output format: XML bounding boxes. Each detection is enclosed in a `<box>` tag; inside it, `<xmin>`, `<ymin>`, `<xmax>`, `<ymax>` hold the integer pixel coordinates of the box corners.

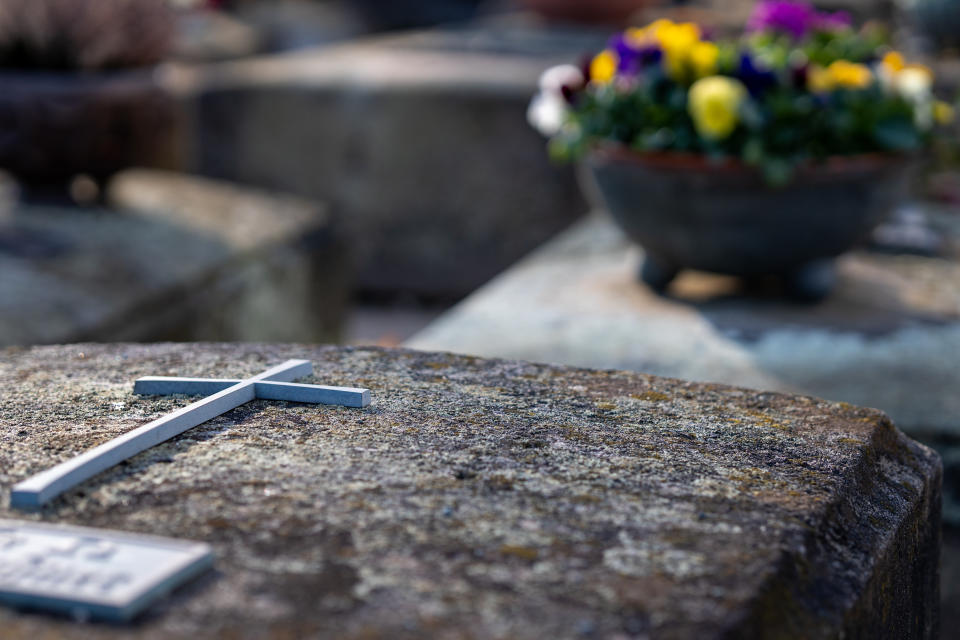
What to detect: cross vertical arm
<box><xmin>10</xmin><ymin>360</ymin><xmax>324</xmax><ymax>510</ymax></box>
<box><xmin>10</xmin><ymin>383</ymin><xmax>256</xmax><ymax>510</ymax></box>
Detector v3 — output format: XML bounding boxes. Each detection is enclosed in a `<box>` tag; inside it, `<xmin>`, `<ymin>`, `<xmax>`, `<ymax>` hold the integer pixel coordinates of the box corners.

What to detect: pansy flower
<box><xmin>738</xmin><ymin>52</ymin><xmax>778</xmax><ymax>96</ymax></box>
<box><xmin>689</xmin><ymin>41</ymin><xmax>719</xmax><ymax>79</ymax></box>
<box><xmin>816</xmin><ymin>10</ymin><xmax>851</xmax><ymax>32</ymax></box>
<box><xmin>827</xmin><ymin>60</ymin><xmax>873</xmax><ymax>89</ymax></box>
<box><xmin>688</xmin><ymin>76</ymin><xmax>748</xmax><ymax>140</ymax></box>
<box><xmin>747</xmin><ymin>1</ymin><xmax>818</xmax><ymax>39</ymax></box>
<box><xmin>609</xmin><ymin>33</ymin><xmax>662</xmax><ymax>76</ymax></box>
<box><xmin>748</xmin><ymin>1</ymin><xmax>851</xmax><ymax>40</ymax></box>
<box><xmin>589</xmin><ymin>49</ymin><xmax>618</xmax><ymax>85</ymax></box>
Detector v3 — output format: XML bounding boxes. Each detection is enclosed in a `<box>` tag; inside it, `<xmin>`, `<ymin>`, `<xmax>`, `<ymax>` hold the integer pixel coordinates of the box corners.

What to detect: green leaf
<box><xmin>763</xmin><ymin>158</ymin><xmax>794</xmax><ymax>187</ymax></box>
<box><xmin>743</xmin><ymin>138</ymin><xmax>765</xmax><ymax>165</ymax></box>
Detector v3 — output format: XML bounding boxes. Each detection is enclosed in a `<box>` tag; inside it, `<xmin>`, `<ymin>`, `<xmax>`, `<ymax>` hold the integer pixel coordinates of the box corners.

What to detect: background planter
<box><xmin>910</xmin><ymin>0</ymin><xmax>960</xmax><ymax>49</ymax></box>
<box><xmin>585</xmin><ymin>148</ymin><xmax>912</xmax><ymax>300</ymax></box>
<box><xmin>0</xmin><ymin>68</ymin><xmax>181</xmax><ymax>194</ymax></box>
<box><xmin>350</xmin><ymin>0</ymin><xmax>485</xmax><ymax>30</ymax></box>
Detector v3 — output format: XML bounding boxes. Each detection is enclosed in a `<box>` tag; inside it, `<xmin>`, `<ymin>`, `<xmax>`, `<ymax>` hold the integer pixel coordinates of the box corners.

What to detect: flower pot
<box><xmin>519</xmin><ymin>0</ymin><xmax>661</xmax><ymax>25</ymax></box>
<box><xmin>584</xmin><ymin>147</ymin><xmax>912</xmax><ymax>300</ymax></box>
<box><xmin>0</xmin><ymin>67</ymin><xmax>180</xmax><ymax>195</ymax></box>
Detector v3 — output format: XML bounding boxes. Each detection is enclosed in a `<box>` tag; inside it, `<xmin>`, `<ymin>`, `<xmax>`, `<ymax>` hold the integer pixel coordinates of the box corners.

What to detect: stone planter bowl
<box><xmin>0</xmin><ymin>68</ymin><xmax>180</xmax><ymax>195</ymax></box>
<box><xmin>585</xmin><ymin>147</ymin><xmax>911</xmax><ymax>300</ymax></box>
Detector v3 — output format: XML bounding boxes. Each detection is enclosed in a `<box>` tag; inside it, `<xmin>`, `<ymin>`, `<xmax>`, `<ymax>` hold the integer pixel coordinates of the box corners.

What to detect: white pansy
<box><xmin>527</xmin><ymin>65</ymin><xmax>585</xmax><ymax>137</ymax></box>
<box><xmin>895</xmin><ymin>67</ymin><xmax>934</xmax><ymax>130</ymax></box>
<box><xmin>527</xmin><ymin>94</ymin><xmax>567</xmax><ymax>136</ymax></box>
<box><xmin>895</xmin><ymin>67</ymin><xmax>933</xmax><ymax>102</ymax></box>
<box><xmin>538</xmin><ymin>64</ymin><xmax>584</xmax><ymax>93</ymax></box>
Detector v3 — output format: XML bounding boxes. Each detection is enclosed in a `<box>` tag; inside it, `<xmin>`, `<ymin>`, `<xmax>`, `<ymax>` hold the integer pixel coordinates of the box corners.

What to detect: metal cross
<box><xmin>10</xmin><ymin>360</ymin><xmax>370</xmax><ymax>510</ymax></box>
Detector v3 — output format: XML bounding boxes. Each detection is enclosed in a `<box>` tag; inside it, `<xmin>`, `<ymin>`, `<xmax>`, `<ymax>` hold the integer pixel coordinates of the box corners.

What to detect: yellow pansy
<box><xmin>878</xmin><ymin>51</ymin><xmax>935</xmax><ymax>95</ymax></box>
<box><xmin>656</xmin><ymin>21</ymin><xmax>703</xmax><ymax>80</ymax></box>
<box><xmin>881</xmin><ymin>51</ymin><xmax>906</xmax><ymax>74</ymax></box>
<box><xmin>658</xmin><ymin>21</ymin><xmax>701</xmax><ymax>45</ymax></box>
<box><xmin>689</xmin><ymin>41</ymin><xmax>720</xmax><ymax>79</ymax></box>
<box><xmin>590</xmin><ymin>49</ymin><xmax>618</xmax><ymax>85</ymax></box>
<box><xmin>807</xmin><ymin>65</ymin><xmax>834</xmax><ymax>93</ymax></box>
<box><xmin>688</xmin><ymin>76</ymin><xmax>747</xmax><ymax>140</ymax></box>
<box><xmin>827</xmin><ymin>60</ymin><xmax>873</xmax><ymax>89</ymax></box>
<box><xmin>624</xmin><ymin>25</ymin><xmax>650</xmax><ymax>46</ymax></box>
<box><xmin>646</xmin><ymin>19</ymin><xmax>680</xmax><ymax>39</ymax></box>
<box><xmin>625</xmin><ymin>19</ymin><xmax>676</xmax><ymax>47</ymax></box>
<box><xmin>934</xmin><ymin>100</ymin><xmax>956</xmax><ymax>126</ymax></box>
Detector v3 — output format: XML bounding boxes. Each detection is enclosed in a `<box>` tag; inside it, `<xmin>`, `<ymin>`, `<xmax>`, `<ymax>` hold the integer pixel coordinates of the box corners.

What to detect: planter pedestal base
<box><xmin>638</xmin><ymin>255</ymin><xmax>678</xmax><ymax>293</ymax></box>
<box><xmin>784</xmin><ymin>259</ymin><xmax>837</xmax><ymax>302</ymax></box>
<box><xmin>639</xmin><ymin>256</ymin><xmax>839</xmax><ymax>302</ymax></box>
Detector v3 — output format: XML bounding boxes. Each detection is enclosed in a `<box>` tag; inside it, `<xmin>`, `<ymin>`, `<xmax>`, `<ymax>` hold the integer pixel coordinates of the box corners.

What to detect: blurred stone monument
<box><xmin>170</xmin><ymin>16</ymin><xmax>594</xmax><ymax>298</ymax></box>
<box><xmin>0</xmin><ymin>170</ymin><xmax>347</xmax><ymax>345</ymax></box>
<box><xmin>0</xmin><ymin>0</ymin><xmax>183</xmax><ymax>196</ymax></box>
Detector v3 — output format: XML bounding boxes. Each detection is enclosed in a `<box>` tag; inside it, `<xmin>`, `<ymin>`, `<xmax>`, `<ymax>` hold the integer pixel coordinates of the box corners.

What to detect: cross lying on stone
<box><xmin>10</xmin><ymin>360</ymin><xmax>370</xmax><ymax>511</ymax></box>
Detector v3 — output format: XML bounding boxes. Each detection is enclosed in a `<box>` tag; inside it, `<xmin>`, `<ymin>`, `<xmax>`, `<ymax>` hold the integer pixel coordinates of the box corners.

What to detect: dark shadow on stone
<box><xmin>662</xmin><ymin>269</ymin><xmax>959</xmax><ymax>343</ymax></box>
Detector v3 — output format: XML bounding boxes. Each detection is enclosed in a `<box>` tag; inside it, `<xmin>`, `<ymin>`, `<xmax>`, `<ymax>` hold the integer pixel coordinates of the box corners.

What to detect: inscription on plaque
<box><xmin>0</xmin><ymin>520</ymin><xmax>212</xmax><ymax>621</ymax></box>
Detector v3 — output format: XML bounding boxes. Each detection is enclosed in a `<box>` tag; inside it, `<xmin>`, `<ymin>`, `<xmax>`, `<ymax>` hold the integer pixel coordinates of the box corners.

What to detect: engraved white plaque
<box><xmin>0</xmin><ymin>519</ymin><xmax>213</xmax><ymax>621</ymax></box>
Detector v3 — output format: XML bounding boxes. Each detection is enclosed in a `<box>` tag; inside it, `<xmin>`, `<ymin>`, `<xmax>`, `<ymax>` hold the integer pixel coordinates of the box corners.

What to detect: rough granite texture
<box><xmin>0</xmin><ymin>343</ymin><xmax>941</xmax><ymax>639</ymax></box>
<box><xmin>407</xmin><ymin>214</ymin><xmax>960</xmax><ymax>438</ymax></box>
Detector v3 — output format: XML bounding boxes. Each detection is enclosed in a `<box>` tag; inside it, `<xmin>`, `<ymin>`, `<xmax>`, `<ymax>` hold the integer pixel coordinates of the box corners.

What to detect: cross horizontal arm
<box><xmin>132</xmin><ymin>360</ymin><xmax>312</xmax><ymax>396</ymax></box>
<box><xmin>254</xmin><ymin>381</ymin><xmax>370</xmax><ymax>407</ymax></box>
<box><xmin>134</xmin><ymin>377</ymin><xmax>239</xmax><ymax>396</ymax></box>
<box><xmin>133</xmin><ymin>378</ymin><xmax>370</xmax><ymax>408</ymax></box>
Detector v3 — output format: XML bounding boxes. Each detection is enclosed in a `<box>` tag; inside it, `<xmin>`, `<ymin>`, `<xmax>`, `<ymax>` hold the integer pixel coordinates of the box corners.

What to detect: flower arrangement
<box><xmin>0</xmin><ymin>0</ymin><xmax>179</xmax><ymax>190</ymax></box>
<box><xmin>529</xmin><ymin>1</ymin><xmax>957</xmax><ymax>184</ymax></box>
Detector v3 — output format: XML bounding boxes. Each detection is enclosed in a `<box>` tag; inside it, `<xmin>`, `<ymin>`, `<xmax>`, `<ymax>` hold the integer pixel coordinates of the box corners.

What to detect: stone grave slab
<box><xmin>165</xmin><ymin>19</ymin><xmax>595</xmax><ymax>297</ymax></box>
<box><xmin>407</xmin><ymin>209</ymin><xmax>960</xmax><ymax>627</ymax></box>
<box><xmin>0</xmin><ymin>519</ymin><xmax>212</xmax><ymax>622</ymax></box>
<box><xmin>407</xmin><ymin>212</ymin><xmax>960</xmax><ymax>440</ymax></box>
<box><xmin>0</xmin><ymin>343</ymin><xmax>941</xmax><ymax>638</ymax></box>
<box><xmin>0</xmin><ymin>169</ymin><xmax>347</xmax><ymax>345</ymax></box>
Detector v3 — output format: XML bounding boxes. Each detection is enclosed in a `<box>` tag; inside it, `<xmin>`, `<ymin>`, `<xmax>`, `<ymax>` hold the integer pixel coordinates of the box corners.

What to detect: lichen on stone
<box><xmin>0</xmin><ymin>343</ymin><xmax>941</xmax><ymax>639</ymax></box>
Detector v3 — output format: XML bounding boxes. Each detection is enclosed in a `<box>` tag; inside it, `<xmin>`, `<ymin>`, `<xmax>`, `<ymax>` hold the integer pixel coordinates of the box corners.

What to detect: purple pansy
<box><xmin>748</xmin><ymin>1</ymin><xmax>817</xmax><ymax>39</ymax></box>
<box><xmin>609</xmin><ymin>34</ymin><xmax>662</xmax><ymax>76</ymax></box>
<box><xmin>747</xmin><ymin>1</ymin><xmax>851</xmax><ymax>40</ymax></box>
<box><xmin>816</xmin><ymin>10</ymin><xmax>851</xmax><ymax>31</ymax></box>
<box><xmin>738</xmin><ymin>52</ymin><xmax>778</xmax><ymax>96</ymax></box>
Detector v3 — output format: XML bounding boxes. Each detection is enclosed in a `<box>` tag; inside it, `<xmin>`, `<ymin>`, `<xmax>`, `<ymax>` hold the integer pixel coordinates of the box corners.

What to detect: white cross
<box><xmin>10</xmin><ymin>360</ymin><xmax>370</xmax><ymax>510</ymax></box>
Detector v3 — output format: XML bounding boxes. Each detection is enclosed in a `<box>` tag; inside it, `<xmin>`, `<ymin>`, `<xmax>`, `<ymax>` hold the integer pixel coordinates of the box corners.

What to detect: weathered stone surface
<box><xmin>166</xmin><ymin>23</ymin><xmax>592</xmax><ymax>297</ymax></box>
<box><xmin>0</xmin><ymin>170</ymin><xmax>347</xmax><ymax>345</ymax></box>
<box><xmin>0</xmin><ymin>343</ymin><xmax>941</xmax><ymax>638</ymax></box>
<box><xmin>407</xmin><ymin>213</ymin><xmax>960</xmax><ymax>438</ymax></box>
